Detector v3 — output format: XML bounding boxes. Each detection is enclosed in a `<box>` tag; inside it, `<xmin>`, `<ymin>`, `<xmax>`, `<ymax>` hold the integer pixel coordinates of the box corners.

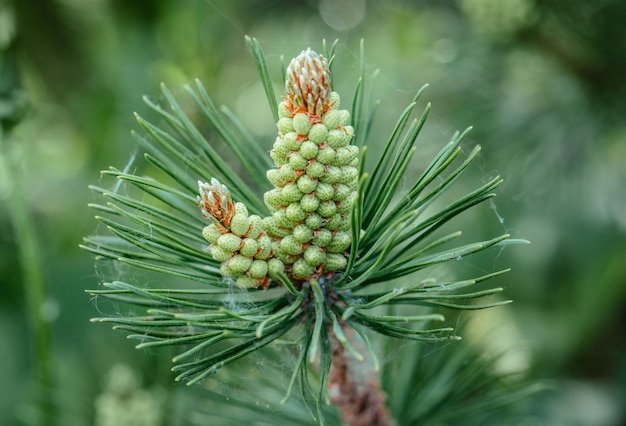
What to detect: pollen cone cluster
<box><xmin>199</xmin><ymin>179</ymin><xmax>284</xmax><ymax>288</ymax></box>
<box><xmin>263</xmin><ymin>48</ymin><xmax>359</xmax><ymax>280</ymax></box>
<box><xmin>199</xmin><ymin>48</ymin><xmax>358</xmax><ymax>287</ymax></box>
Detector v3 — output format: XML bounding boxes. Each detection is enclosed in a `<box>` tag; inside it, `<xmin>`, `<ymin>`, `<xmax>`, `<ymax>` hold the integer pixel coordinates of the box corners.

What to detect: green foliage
<box><xmin>83</xmin><ymin>38</ymin><xmax>528</xmax><ymax>423</ymax></box>
<box><xmin>188</xmin><ymin>337</ymin><xmax>543</xmax><ymax>426</ymax></box>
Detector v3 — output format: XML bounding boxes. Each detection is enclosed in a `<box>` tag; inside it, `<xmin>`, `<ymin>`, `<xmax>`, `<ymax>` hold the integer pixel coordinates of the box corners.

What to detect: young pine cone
<box><xmin>263</xmin><ymin>48</ymin><xmax>359</xmax><ymax>280</ymax></box>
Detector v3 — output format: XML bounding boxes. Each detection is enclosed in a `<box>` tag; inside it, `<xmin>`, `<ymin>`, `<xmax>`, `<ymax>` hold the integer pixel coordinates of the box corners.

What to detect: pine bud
<box><xmin>282</xmin><ymin>183</ymin><xmax>304</xmax><ymax>203</ymax></box>
<box><xmin>270</xmin><ymin>148</ymin><xmax>289</xmax><ymax>165</ymax></box>
<box><xmin>306</xmin><ymin>161</ymin><xmax>325</xmax><ymax>178</ymax></box>
<box><xmin>300</xmin><ymin>193</ymin><xmax>320</xmax><ymax>212</ymax></box>
<box><xmin>280</xmin><ymin>234</ymin><xmax>304</xmax><ymax>255</ymax></box>
<box><xmin>263</xmin><ymin>216</ymin><xmax>290</xmax><ymax>238</ymax></box>
<box><xmin>247</xmin><ymin>215</ymin><xmax>264</xmax><ymax>239</ymax></box>
<box><xmin>329</xmin><ymin>91</ymin><xmax>340</xmax><ymax>109</ymax></box>
<box><xmin>286</xmin><ymin>202</ymin><xmax>306</xmax><ymax>222</ymax></box>
<box><xmin>308</xmin><ymin>123</ymin><xmax>329</xmax><ymax>144</ymax></box>
<box><xmin>226</xmin><ymin>255</ymin><xmax>253</xmax><ymax>275</ymax></box>
<box><xmin>266</xmin><ymin>168</ymin><xmax>283</xmax><ymax>187</ymax></box>
<box><xmin>210</xmin><ymin>245</ymin><xmax>232</xmax><ymax>262</ymax></box>
<box><xmin>338</xmin><ymin>110</ymin><xmax>351</xmax><ymax>126</ymax></box>
<box><xmin>312</xmin><ymin>228</ymin><xmax>333</xmax><ymax>247</ymax></box>
<box><xmin>292</xmin><ymin>113</ymin><xmax>312</xmax><ymax>135</ymax></box>
<box><xmin>289</xmin><ymin>152</ymin><xmax>309</xmax><ymax>170</ymax></box>
<box><xmin>268</xmin><ymin>258</ymin><xmax>285</xmax><ymax>278</ymax></box>
<box><xmin>274</xmin><ymin>209</ymin><xmax>294</xmax><ymax>228</ymax></box>
<box><xmin>332</xmin><ymin>183</ymin><xmax>351</xmax><ymax>201</ymax></box>
<box><xmin>340</xmin><ymin>166</ymin><xmax>359</xmax><ymax>185</ymax></box>
<box><xmin>327</xmin><ymin>231</ymin><xmax>351</xmax><ymax>253</ymax></box>
<box><xmin>278</xmin><ymin>101</ymin><xmax>291</xmax><ymax>119</ymax></box>
<box><xmin>317</xmin><ymin>200</ymin><xmax>338</xmax><ymax>217</ymax></box>
<box><xmin>304</xmin><ymin>245</ymin><xmax>325</xmax><ymax>267</ymax></box>
<box><xmin>315</xmin><ymin>183</ymin><xmax>334</xmax><ymax>201</ymax></box>
<box><xmin>198</xmin><ymin>179</ymin><xmax>235</xmax><ymax>228</ymax></box>
<box><xmin>217</xmin><ymin>233</ymin><xmax>242</xmax><ymax>252</ymax></box>
<box><xmin>283</xmin><ymin>132</ymin><xmax>299</xmax><ymax>150</ymax></box>
<box><xmin>337</xmin><ymin>192</ymin><xmax>357</xmax><ymax>215</ymax></box>
<box><xmin>322</xmin><ymin>109</ymin><xmax>341</xmax><ymax>130</ymax></box>
<box><xmin>272</xmin><ymin>137</ymin><xmax>290</xmax><ymax>156</ymax></box>
<box><xmin>239</xmin><ymin>238</ymin><xmax>259</xmax><ymax>257</ymax></box>
<box><xmin>286</xmin><ymin>48</ymin><xmax>332</xmax><ymax>117</ymax></box>
<box><xmin>264</xmin><ymin>188</ymin><xmax>284</xmax><ymax>211</ymax></box>
<box><xmin>293</xmin><ymin>258</ymin><xmax>316</xmax><ymax>278</ymax></box>
<box><xmin>274</xmin><ymin>248</ymin><xmax>298</xmax><ymax>265</ymax></box>
<box><xmin>230</xmin><ymin>212</ymin><xmax>250</xmax><ymax>237</ymax></box>
<box><xmin>202</xmin><ymin>224</ymin><xmax>221</xmax><ymax>244</ymax></box>
<box><xmin>316</xmin><ymin>146</ymin><xmax>336</xmax><ymax>164</ymax></box>
<box><xmin>296</xmin><ymin>174</ymin><xmax>318</xmax><ymax>194</ymax></box>
<box><xmin>220</xmin><ymin>263</ymin><xmax>236</xmax><ymax>277</ymax></box>
<box><xmin>254</xmin><ymin>235</ymin><xmax>274</xmax><ymax>260</ymax></box>
<box><xmin>279</xmin><ymin>164</ymin><xmax>298</xmax><ymax>182</ymax></box>
<box><xmin>299</xmin><ymin>141</ymin><xmax>319</xmax><ymax>160</ymax></box>
<box><xmin>235</xmin><ymin>202</ymin><xmax>248</xmax><ymax>216</ymax></box>
<box><xmin>277</xmin><ymin>117</ymin><xmax>295</xmax><ymax>134</ymax></box>
<box><xmin>320</xmin><ymin>165</ymin><xmax>341</xmax><ymax>184</ymax></box>
<box><xmin>305</xmin><ymin>213</ymin><xmax>324</xmax><ymax>230</ymax></box>
<box><xmin>326</xmin><ymin>129</ymin><xmax>346</xmax><ymax>148</ymax></box>
<box><xmin>333</xmin><ymin>146</ymin><xmax>359</xmax><ymax>166</ymax></box>
<box><xmin>325</xmin><ymin>253</ymin><xmax>347</xmax><ymax>270</ymax></box>
<box><xmin>324</xmin><ymin>213</ymin><xmax>343</xmax><ymax>230</ymax></box>
<box><xmin>248</xmin><ymin>260</ymin><xmax>269</xmax><ymax>279</ymax></box>
<box><xmin>292</xmin><ymin>224</ymin><xmax>314</xmax><ymax>243</ymax></box>
<box><xmin>337</xmin><ymin>220</ymin><xmax>351</xmax><ymax>232</ymax></box>
<box><xmin>236</xmin><ymin>276</ymin><xmax>258</xmax><ymax>289</ymax></box>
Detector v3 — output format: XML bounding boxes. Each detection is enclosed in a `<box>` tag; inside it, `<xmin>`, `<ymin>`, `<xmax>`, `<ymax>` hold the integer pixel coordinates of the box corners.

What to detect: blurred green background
<box><xmin>1</xmin><ymin>0</ymin><xmax>625</xmax><ymax>425</ymax></box>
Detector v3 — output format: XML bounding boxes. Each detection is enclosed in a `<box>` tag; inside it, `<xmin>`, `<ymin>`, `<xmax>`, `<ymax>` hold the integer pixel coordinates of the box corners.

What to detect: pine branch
<box><xmin>83</xmin><ymin>37</ymin><xmax>534</xmax><ymax>425</ymax></box>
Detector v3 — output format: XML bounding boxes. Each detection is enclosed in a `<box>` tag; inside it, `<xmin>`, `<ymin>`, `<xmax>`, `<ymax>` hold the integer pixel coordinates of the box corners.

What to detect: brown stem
<box><xmin>327</xmin><ymin>326</ymin><xmax>393</xmax><ymax>426</ymax></box>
